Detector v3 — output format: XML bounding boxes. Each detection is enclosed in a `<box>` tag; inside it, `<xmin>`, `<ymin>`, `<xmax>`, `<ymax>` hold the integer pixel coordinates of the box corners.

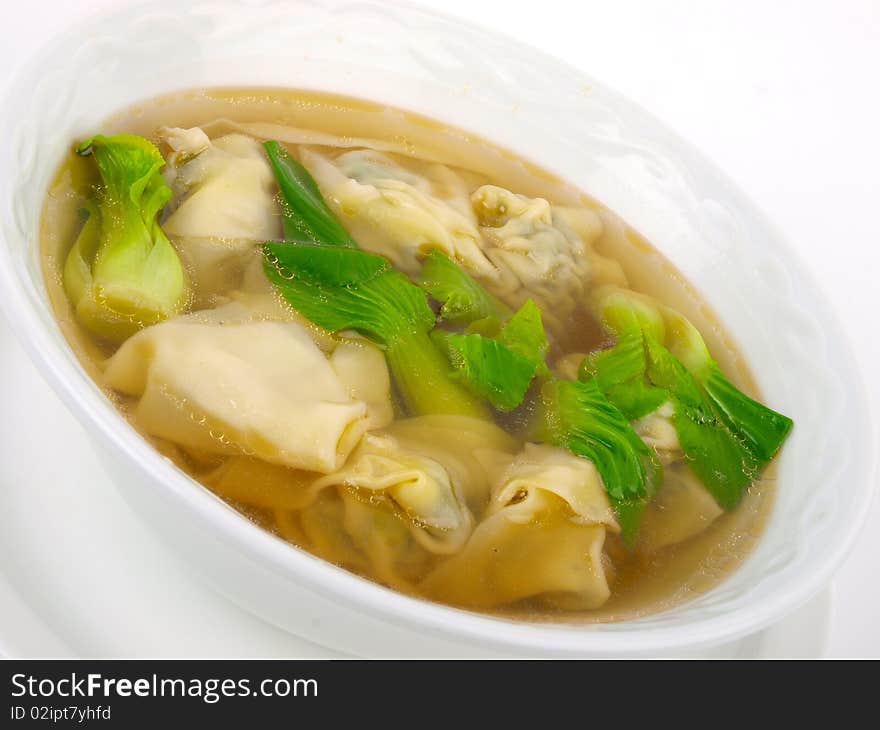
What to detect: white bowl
<box><xmin>0</xmin><ymin>0</ymin><xmax>874</xmax><ymax>657</ymax></box>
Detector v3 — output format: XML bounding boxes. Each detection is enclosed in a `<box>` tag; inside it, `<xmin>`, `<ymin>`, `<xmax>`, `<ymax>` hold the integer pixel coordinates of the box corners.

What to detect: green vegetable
<box><xmin>497</xmin><ymin>299</ymin><xmax>550</xmax><ymax>368</ymax></box>
<box><xmin>433</xmin><ymin>329</ymin><xmax>539</xmax><ymax>411</ymax></box>
<box><xmin>537</xmin><ymin>377</ymin><xmax>662</xmax><ymax>545</ymax></box>
<box><xmin>263</xmin><ymin>141</ymin><xmax>358</xmax><ymax>247</ymax></box>
<box><xmin>418</xmin><ymin>253</ymin><xmax>656</xmax><ymax>533</ymax></box>
<box><xmin>418</xmin><ymin>253</ymin><xmax>548</xmax><ymax>411</ymax></box>
<box><xmin>420</xmin><ymin>250</ymin><xmax>511</xmax><ymax>324</ymax></box>
<box><xmin>263</xmin><ymin>241</ymin><xmax>487</xmax><ymax>418</ymax></box>
<box><xmin>586</xmin><ymin>286</ymin><xmax>793</xmax><ymax>510</ymax></box>
<box><xmin>62</xmin><ymin>134</ymin><xmax>187</xmax><ymax>343</ymax></box>
<box><xmin>433</xmin><ymin>299</ymin><xmax>550</xmax><ymax>411</ymax></box>
<box><xmin>261</xmin><ymin>146</ymin><xmax>485</xmax><ymax>418</ymax></box>
<box><xmin>645</xmin><ymin>339</ymin><xmax>759</xmax><ymax>509</ymax></box>
<box><xmin>582</xmin><ymin>330</ymin><xmax>667</xmax><ymax>420</ymax></box>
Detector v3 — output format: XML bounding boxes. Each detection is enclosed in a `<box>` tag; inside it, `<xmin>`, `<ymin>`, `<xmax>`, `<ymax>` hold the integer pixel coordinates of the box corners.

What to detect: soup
<box><xmin>40</xmin><ymin>88</ymin><xmax>792</xmax><ymax>621</ymax></box>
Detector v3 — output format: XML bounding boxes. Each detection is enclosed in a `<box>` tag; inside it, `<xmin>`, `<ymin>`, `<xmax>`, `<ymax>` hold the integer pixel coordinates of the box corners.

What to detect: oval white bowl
<box><xmin>0</xmin><ymin>0</ymin><xmax>875</xmax><ymax>657</ymax></box>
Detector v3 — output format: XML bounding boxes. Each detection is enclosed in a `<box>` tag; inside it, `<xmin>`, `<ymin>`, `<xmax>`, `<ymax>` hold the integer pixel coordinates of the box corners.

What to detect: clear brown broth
<box><xmin>39</xmin><ymin>88</ymin><xmax>773</xmax><ymax>623</ymax></box>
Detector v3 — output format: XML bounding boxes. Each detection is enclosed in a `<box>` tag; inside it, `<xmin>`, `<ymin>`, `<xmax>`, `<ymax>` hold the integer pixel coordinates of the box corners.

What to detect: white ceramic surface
<box><xmin>0</xmin><ymin>0</ymin><xmax>874</xmax><ymax>656</ymax></box>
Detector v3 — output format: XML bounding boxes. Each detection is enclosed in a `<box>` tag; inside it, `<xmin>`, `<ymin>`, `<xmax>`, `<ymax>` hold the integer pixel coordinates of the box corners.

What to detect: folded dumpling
<box><xmin>292</xmin><ymin>414</ymin><xmax>515</xmax><ymax>588</ymax></box>
<box><xmin>381</xmin><ymin>414</ymin><xmax>518</xmax><ymax>513</ymax></box>
<box><xmin>633</xmin><ymin>401</ymin><xmax>681</xmax><ymax>458</ymax></box>
<box><xmin>483</xmin><ymin>444</ymin><xmax>620</xmax><ymax>528</ymax></box>
<box><xmin>158</xmin><ymin>128</ymin><xmax>282</xmax><ymax>301</ymax></box>
<box><xmin>299</xmin><ymin>148</ymin><xmax>496</xmax><ymax>278</ymax></box>
<box><xmin>470</xmin><ymin>185</ymin><xmax>599</xmax><ymax>335</ymax></box>
<box><xmin>300</xmin><ymin>487</ymin><xmax>436</xmax><ymax>591</ymax></box>
<box><xmin>329</xmin><ymin>340</ymin><xmax>394</xmax><ymax>430</ymax></box>
<box><xmin>312</xmin><ymin>433</ymin><xmax>474</xmax><ymax>553</ymax></box>
<box><xmin>422</xmin><ymin>444</ymin><xmax>619</xmax><ymax>610</ymax></box>
<box><xmin>161</xmin><ymin>129</ymin><xmax>281</xmax><ymax>241</ymax></box>
<box><xmin>201</xmin><ymin>452</ymin><xmax>437</xmax><ymax>588</ymax></box>
<box><xmin>638</xmin><ymin>462</ymin><xmax>724</xmax><ymax>553</ymax></box>
<box><xmin>103</xmin><ymin>301</ymin><xmax>375</xmax><ymax>473</ymax></box>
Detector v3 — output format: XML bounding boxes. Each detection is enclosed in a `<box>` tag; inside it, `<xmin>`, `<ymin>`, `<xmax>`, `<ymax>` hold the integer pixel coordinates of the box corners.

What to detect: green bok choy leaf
<box><xmin>263</xmin><ymin>140</ymin><xmax>358</xmax><ymax>247</ymax></box>
<box><xmin>263</xmin><ymin>242</ymin><xmax>487</xmax><ymax>418</ymax></box>
<box><xmin>584</xmin><ymin>286</ymin><xmax>793</xmax><ymax>510</ymax></box>
<box><xmin>420</xmin><ymin>252</ymin><xmax>548</xmax><ymax>411</ymax></box>
<box><xmin>62</xmin><ymin>134</ymin><xmax>188</xmax><ymax>343</ymax></box>
<box><xmin>261</xmin><ymin>142</ymin><xmax>485</xmax><ymax>418</ymax></box>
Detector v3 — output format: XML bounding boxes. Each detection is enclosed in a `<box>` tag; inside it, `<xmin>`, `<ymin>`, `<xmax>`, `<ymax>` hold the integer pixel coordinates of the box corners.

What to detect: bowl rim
<box><xmin>0</xmin><ymin>0</ymin><xmax>876</xmax><ymax>655</ymax></box>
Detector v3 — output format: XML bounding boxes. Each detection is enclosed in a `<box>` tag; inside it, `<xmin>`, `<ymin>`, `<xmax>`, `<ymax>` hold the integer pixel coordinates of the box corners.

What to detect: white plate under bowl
<box><xmin>0</xmin><ymin>0</ymin><xmax>872</xmax><ymax>656</ymax></box>
<box><xmin>0</xmin><ymin>313</ymin><xmax>830</xmax><ymax>658</ymax></box>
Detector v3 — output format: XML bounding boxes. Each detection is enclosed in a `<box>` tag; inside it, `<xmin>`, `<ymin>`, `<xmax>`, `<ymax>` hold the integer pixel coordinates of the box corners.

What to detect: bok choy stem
<box><xmin>262</xmin><ymin>242</ymin><xmax>487</xmax><ymax>419</ymax></box>
<box><xmin>62</xmin><ymin>134</ymin><xmax>188</xmax><ymax>343</ymax></box>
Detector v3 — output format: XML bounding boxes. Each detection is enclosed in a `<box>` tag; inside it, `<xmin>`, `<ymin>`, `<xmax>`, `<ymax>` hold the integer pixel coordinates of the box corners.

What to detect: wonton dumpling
<box><xmin>299</xmin><ymin>148</ymin><xmax>496</xmax><ymax>277</ymax></box>
<box><xmin>202</xmin><ymin>455</ymin><xmax>436</xmax><ymax>590</ymax></box>
<box><xmin>158</xmin><ymin>128</ymin><xmax>282</xmax><ymax>301</ymax></box>
<box><xmin>329</xmin><ymin>340</ymin><xmax>394</xmax><ymax>430</ymax></box>
<box><xmin>312</xmin><ymin>433</ymin><xmax>474</xmax><ymax>553</ymax></box>
<box><xmin>162</xmin><ymin>130</ymin><xmax>281</xmax><ymax>241</ymax></box>
<box><xmin>210</xmin><ymin>421</ymin><xmax>497</xmax><ymax>590</ymax></box>
<box><xmin>299</xmin><ymin>489</ymin><xmax>371</xmax><ymax>573</ymax></box>
<box><xmin>382</xmin><ymin>414</ymin><xmax>518</xmax><ymax>513</ymax></box>
<box><xmin>483</xmin><ymin>444</ymin><xmax>619</xmax><ymax>528</ymax></box>
<box><xmin>160</xmin><ymin>126</ymin><xmax>211</xmax><ymax>165</ymax></box>
<box><xmin>300</xmin><ymin>487</ymin><xmax>435</xmax><ymax>591</ymax></box>
<box><xmin>103</xmin><ymin>302</ymin><xmax>371</xmax><ymax>473</ymax></box>
<box><xmin>471</xmin><ymin>185</ymin><xmax>597</xmax><ymax>335</ymax></box>
<box><xmin>422</xmin><ymin>444</ymin><xmax>618</xmax><ymax>610</ymax></box>
<box><xmin>422</xmin><ymin>497</ymin><xmax>612</xmax><ymax>611</ymax></box>
<box><xmin>638</xmin><ymin>463</ymin><xmax>724</xmax><ymax>553</ymax></box>
<box><xmin>633</xmin><ymin>401</ymin><xmax>681</xmax><ymax>458</ymax></box>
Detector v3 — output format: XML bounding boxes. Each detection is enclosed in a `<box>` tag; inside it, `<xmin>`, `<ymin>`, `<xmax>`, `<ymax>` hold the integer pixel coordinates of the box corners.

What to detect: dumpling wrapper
<box><xmin>299</xmin><ymin>148</ymin><xmax>496</xmax><ymax>278</ymax></box>
<box><xmin>161</xmin><ymin>130</ymin><xmax>281</xmax><ymax>242</ymax></box>
<box><xmin>204</xmin><ymin>451</ymin><xmax>432</xmax><ymax>585</ymax></box>
<box><xmin>470</xmin><ymin>185</ymin><xmax>598</xmax><ymax>336</ymax></box>
<box><xmin>638</xmin><ymin>463</ymin><xmax>724</xmax><ymax>553</ymax></box>
<box><xmin>299</xmin><ymin>488</ymin><xmax>371</xmax><ymax>574</ymax></box>
<box><xmin>312</xmin><ymin>433</ymin><xmax>474</xmax><ymax>554</ymax></box>
<box><xmin>158</xmin><ymin>128</ymin><xmax>283</xmax><ymax>302</ymax></box>
<box><xmin>103</xmin><ymin>302</ymin><xmax>373</xmax><ymax>474</ymax></box>
<box><xmin>296</xmin><ymin>416</ymin><xmax>515</xmax><ymax>587</ymax></box>
<box><xmin>482</xmin><ymin>443</ymin><xmax>620</xmax><ymax>528</ymax></box>
<box><xmin>382</xmin><ymin>414</ymin><xmax>518</xmax><ymax>514</ymax></box>
<box><xmin>199</xmin><ymin>297</ymin><xmax>393</xmax><ymax>429</ymax></box>
<box><xmin>422</xmin><ymin>444</ymin><xmax>618</xmax><ymax>610</ymax></box>
<box><xmin>329</xmin><ymin>340</ymin><xmax>394</xmax><ymax>430</ymax></box>
<box><xmin>633</xmin><ymin>401</ymin><xmax>681</xmax><ymax>457</ymax></box>
<box><xmin>300</xmin><ymin>487</ymin><xmax>435</xmax><ymax>591</ymax></box>
<box><xmin>203</xmin><ymin>417</ymin><xmax>500</xmax><ymax>563</ymax></box>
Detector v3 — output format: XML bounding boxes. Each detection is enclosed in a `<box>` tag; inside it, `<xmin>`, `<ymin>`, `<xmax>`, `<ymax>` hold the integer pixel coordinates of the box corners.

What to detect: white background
<box><xmin>0</xmin><ymin>0</ymin><xmax>878</xmax><ymax>657</ymax></box>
